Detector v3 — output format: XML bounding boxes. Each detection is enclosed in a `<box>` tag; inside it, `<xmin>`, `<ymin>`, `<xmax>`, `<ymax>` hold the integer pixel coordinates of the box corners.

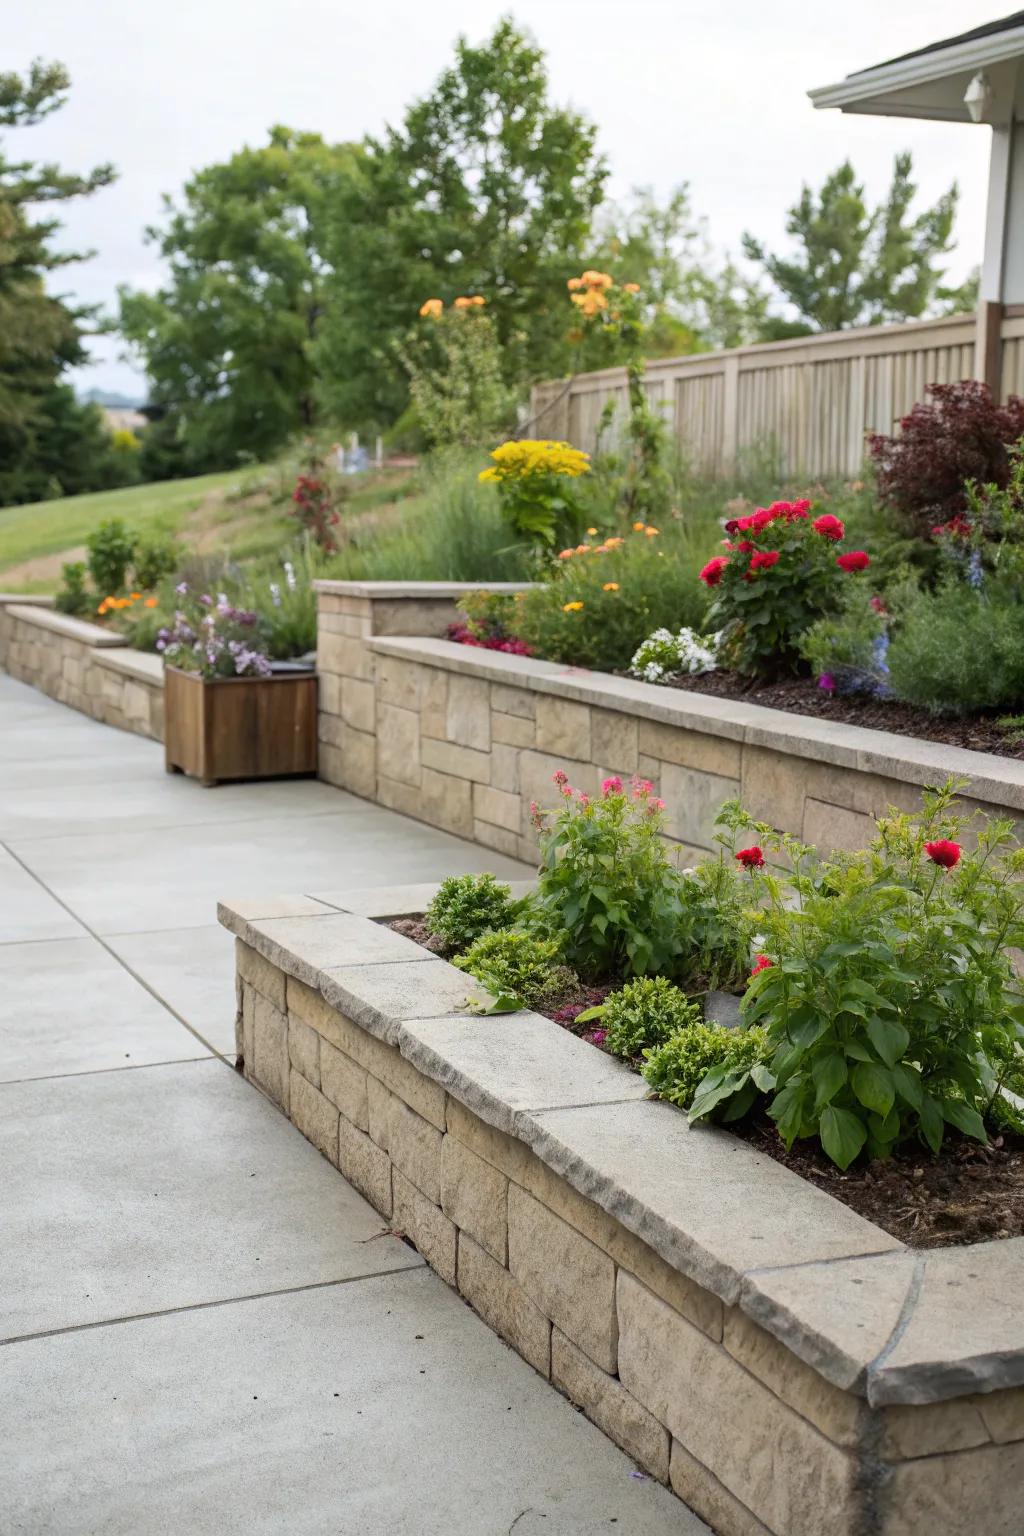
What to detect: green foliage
<box><xmin>703</xmin><ymin>500</ymin><xmax>870</xmax><ymax>676</ymax></box>
<box><xmin>742</xmin><ymin>153</ymin><xmax>973</xmax><ymax>334</ymax></box>
<box><xmin>0</xmin><ymin>61</ymin><xmax>117</xmax><ymax>504</ymax></box>
<box><xmin>533</xmin><ymin>774</ymin><xmax>683</xmax><ymax>978</ymax></box>
<box><xmin>677</xmin><ymin>852</ymin><xmax>758</xmax><ymax>993</ymax></box>
<box><xmin>315</xmin><ymin>18</ymin><xmax>607</xmax><ymax>428</ymax></box>
<box><xmin>132</xmin><ymin>533</ymin><xmax>177</xmax><ymax>590</ymax></box>
<box><xmin>234</xmin><ymin>546</ymin><xmax>320</xmax><ymax>659</ymax></box>
<box><xmin>54</xmin><ymin>560</ymin><xmax>90</xmax><ymax>616</ymax></box>
<box><xmin>120</xmin><ymin>129</ymin><xmax>359</xmax><ymax>464</ymax></box>
<box><xmin>452</xmin><ymin>928</ymin><xmax>575</xmax><ymax>1011</ymax></box>
<box><xmin>702</xmin><ymin>783</ymin><xmax>1024</xmax><ymax>1168</ymax></box>
<box><xmin>401</xmin><ymin>308</ymin><xmax>518</xmax><ymax>449</ymax></box>
<box><xmin>425</xmin><ymin>873</ymin><xmax>519</xmax><ymax>950</ymax></box>
<box><xmin>596</xmin><ymin>977</ymin><xmax>700</xmax><ymax>1062</ymax></box>
<box><xmin>512</xmin><ymin>525</ymin><xmax>709</xmax><ymax>672</ymax></box>
<box><xmin>643</xmin><ymin>1022</ymin><xmax>771</xmax><ymax>1112</ymax></box>
<box><xmin>799</xmin><ymin>581</ymin><xmax>886</xmax><ymax>686</ymax></box>
<box><xmin>887</xmin><ymin>584</ymin><xmax>1024</xmax><ymax>716</ymax></box>
<box><xmin>86</xmin><ymin>518</ymin><xmax>136</xmax><ymax>595</ymax></box>
<box><xmin>480</xmin><ymin>439</ymin><xmax>592</xmax><ymax>550</ymax></box>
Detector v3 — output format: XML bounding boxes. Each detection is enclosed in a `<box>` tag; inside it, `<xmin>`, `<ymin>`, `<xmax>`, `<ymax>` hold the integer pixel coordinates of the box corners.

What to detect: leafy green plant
<box><xmin>132</xmin><ymin>533</ymin><xmax>178</xmax><ymax>591</ymax></box>
<box><xmin>532</xmin><ymin>772</ymin><xmax>683</xmax><ymax>978</ymax></box>
<box><xmin>799</xmin><ymin>581</ymin><xmax>888</xmax><ymax>691</ymax></box>
<box><xmin>583</xmin><ymin>976</ymin><xmax>700</xmax><ymax>1061</ymax></box>
<box><xmin>452</xmin><ymin>929</ymin><xmax>576</xmax><ymax>1012</ymax></box>
<box><xmin>676</xmin><ymin>845</ymin><xmax>759</xmax><ymax>993</ymax></box>
<box><xmin>426</xmin><ymin>873</ymin><xmax>519</xmax><ymax>951</ymax></box>
<box><xmin>643</xmin><ymin>1021</ymin><xmax>771</xmax><ymax>1112</ymax></box>
<box><xmin>54</xmin><ymin>560</ymin><xmax>91</xmax><ymax>617</ymax></box>
<box><xmin>886</xmin><ymin>583</ymin><xmax>1024</xmax><ymax>716</ymax></box>
<box><xmin>700</xmin><ymin>500</ymin><xmax>872</xmax><ymax>676</ymax></box>
<box><xmin>696</xmin><ymin>782</ymin><xmax>1024</xmax><ymax>1168</ymax></box>
<box><xmin>479</xmin><ymin>439</ymin><xmax>592</xmax><ymax>549</ymax></box>
<box><xmin>403</xmin><ymin>303</ymin><xmax>518</xmax><ymax>449</ymax></box>
<box><xmin>86</xmin><ymin>518</ymin><xmax>136</xmax><ymax>596</ymax></box>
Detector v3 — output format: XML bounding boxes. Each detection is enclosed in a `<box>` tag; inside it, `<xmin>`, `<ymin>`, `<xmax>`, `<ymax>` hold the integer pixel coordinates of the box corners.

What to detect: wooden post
<box><xmin>721</xmin><ymin>355</ymin><xmax>740</xmax><ymax>473</ymax></box>
<box><xmin>976</xmin><ymin>300</ymin><xmax>1005</xmax><ymax>398</ymax></box>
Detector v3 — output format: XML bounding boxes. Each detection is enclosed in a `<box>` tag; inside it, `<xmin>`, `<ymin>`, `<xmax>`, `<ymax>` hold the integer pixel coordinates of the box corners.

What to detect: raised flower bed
<box><xmin>220</xmin><ymin>885</ymin><xmax>1024</xmax><ymax>1536</ymax></box>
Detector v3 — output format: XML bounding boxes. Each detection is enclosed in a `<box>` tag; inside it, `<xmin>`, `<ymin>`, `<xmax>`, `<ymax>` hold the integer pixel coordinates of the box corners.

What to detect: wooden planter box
<box><xmin>164</xmin><ymin>666</ymin><xmax>318</xmax><ymax>786</ymax></box>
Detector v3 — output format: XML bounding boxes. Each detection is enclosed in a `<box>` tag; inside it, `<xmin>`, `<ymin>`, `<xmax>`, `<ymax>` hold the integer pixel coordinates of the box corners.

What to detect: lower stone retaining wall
<box><xmin>0</xmin><ymin>600</ymin><xmax>164</xmax><ymax>741</ymax></box>
<box><xmin>223</xmin><ymin>893</ymin><xmax>1024</xmax><ymax>1536</ymax></box>
<box><xmin>314</xmin><ymin>581</ymin><xmax>1024</xmax><ymax>862</ymax></box>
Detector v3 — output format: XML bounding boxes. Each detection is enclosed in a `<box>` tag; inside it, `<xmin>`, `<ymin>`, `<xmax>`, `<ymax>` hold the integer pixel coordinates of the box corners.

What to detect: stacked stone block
<box><xmin>234</xmin><ymin>934</ymin><xmax>1024</xmax><ymax>1536</ymax></box>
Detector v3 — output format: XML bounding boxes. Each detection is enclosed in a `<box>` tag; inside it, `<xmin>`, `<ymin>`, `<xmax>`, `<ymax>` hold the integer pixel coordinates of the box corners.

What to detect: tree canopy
<box><xmin>743</xmin><ymin>153</ymin><xmax>978</xmax><ymax>335</ymax></box>
<box><xmin>0</xmin><ymin>59</ymin><xmax>118</xmax><ymax>504</ymax></box>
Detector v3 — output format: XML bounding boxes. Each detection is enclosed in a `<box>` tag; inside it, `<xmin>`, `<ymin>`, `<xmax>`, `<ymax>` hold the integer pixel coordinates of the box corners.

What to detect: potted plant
<box><xmin>159</xmin><ymin>586</ymin><xmax>317</xmax><ymax>786</ymax></box>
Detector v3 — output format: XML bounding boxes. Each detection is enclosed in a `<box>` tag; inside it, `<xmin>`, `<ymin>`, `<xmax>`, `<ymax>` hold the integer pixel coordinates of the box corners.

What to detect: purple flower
<box><xmin>818</xmin><ymin>672</ymin><xmax>836</xmax><ymax>693</ymax></box>
<box><xmin>175</xmin><ymin>581</ymin><xmax>188</xmax><ymax>595</ymax></box>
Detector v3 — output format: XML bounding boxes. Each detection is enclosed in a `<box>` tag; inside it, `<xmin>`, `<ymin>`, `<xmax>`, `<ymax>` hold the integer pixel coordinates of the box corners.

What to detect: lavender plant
<box><xmin>157</xmin><ymin>584</ymin><xmax>272</xmax><ymax>679</ymax></box>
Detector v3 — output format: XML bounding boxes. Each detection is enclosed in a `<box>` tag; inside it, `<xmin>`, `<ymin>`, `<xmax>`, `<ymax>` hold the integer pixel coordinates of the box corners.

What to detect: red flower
<box><xmin>931</xmin><ymin>515</ymin><xmax>972</xmax><ymax>539</ymax></box>
<box><xmin>750</xmin><ymin>954</ymin><xmax>774</xmax><ymax>977</ymax></box>
<box><xmin>736</xmin><ymin>540</ymin><xmax>755</xmax><ymax>553</ymax></box>
<box><xmin>749</xmin><ymin>550</ymin><xmax>780</xmax><ymax>572</ymax></box>
<box><xmin>925</xmin><ymin>839</ymin><xmax>961</xmax><ymax>870</ymax></box>
<box><xmin>700</xmin><ymin>556</ymin><xmax>729</xmax><ymax>586</ymax></box>
<box><xmin>723</xmin><ymin>518</ymin><xmax>740</xmax><ymax>535</ymax></box>
<box><xmin>836</xmin><ymin>550</ymin><xmax>870</xmax><ymax>573</ymax></box>
<box><xmin>788</xmin><ymin>499</ymin><xmax>811</xmax><ymax>519</ymax></box>
<box><xmin>736</xmin><ymin>846</ymin><xmax>765</xmax><ymax>869</ymax></box>
<box><xmin>813</xmin><ymin>514</ymin><xmax>845</xmax><ymax>541</ymax></box>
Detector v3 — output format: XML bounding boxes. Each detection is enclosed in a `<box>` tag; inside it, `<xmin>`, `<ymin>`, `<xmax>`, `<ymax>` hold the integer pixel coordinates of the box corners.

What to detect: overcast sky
<box><xmin>8</xmin><ymin>0</ymin><xmax>996</xmax><ymax>397</ymax></box>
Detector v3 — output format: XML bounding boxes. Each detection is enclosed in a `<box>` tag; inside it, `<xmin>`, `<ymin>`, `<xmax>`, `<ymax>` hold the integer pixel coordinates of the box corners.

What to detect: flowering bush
<box><xmin>479</xmin><ymin>439</ymin><xmax>591</xmax><ymax>549</ymax></box>
<box><xmin>157</xmin><ymin>583</ymin><xmax>272</xmax><ymax>679</ymax></box>
<box><xmin>699</xmin><ymin>499</ymin><xmax>872</xmax><ymax>676</ymax></box>
<box><xmin>693</xmin><ymin>783</ymin><xmax>1024</xmax><ymax>1168</ymax></box>
<box><xmin>447</xmin><ymin>589</ymin><xmax>532</xmax><ymax>655</ymax></box>
<box><xmin>630</xmin><ymin>626</ymin><xmax>719</xmax><ymax>683</ymax></box>
<box><xmin>799</xmin><ymin>583</ymin><xmax>890</xmax><ymax>697</ymax></box>
<box><xmin>868</xmin><ymin>381</ymin><xmax>1024</xmax><ymax>539</ymax></box>
<box><xmin>290</xmin><ymin>472</ymin><xmax>341</xmax><ymax>553</ymax></box>
<box><xmin>532</xmin><ymin>772</ymin><xmax>684</xmax><ymax>978</ymax></box>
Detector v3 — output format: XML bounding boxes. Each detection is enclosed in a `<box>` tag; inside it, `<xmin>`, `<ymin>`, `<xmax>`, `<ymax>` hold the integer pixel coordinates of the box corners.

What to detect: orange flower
<box><xmin>622</xmin><ymin>282</ymin><xmax>641</xmax><ymax>294</ymax></box>
<box><xmin>567</xmin><ymin>277</ymin><xmax>584</xmax><ymax>292</ymax></box>
<box><xmin>571</xmin><ymin>288</ymin><xmax>608</xmax><ymax>317</ymax></box>
<box><xmin>557</xmin><ymin>548</ymin><xmax>575</xmax><ymax>560</ymax></box>
<box><xmin>587</xmin><ymin>526</ymin><xmax>598</xmax><ymax>535</ymax></box>
<box><xmin>632</xmin><ymin>521</ymin><xmax>646</xmax><ymax>532</ymax></box>
<box><xmin>470</xmin><ymin>295</ymin><xmax>486</xmax><ymax>307</ymax></box>
<box><xmin>144</xmin><ymin>596</ymin><xmax>158</xmax><ymax>608</ymax></box>
<box><xmin>580</xmin><ymin>270</ymin><xmax>613</xmax><ymax>289</ymax></box>
<box><xmin>419</xmin><ymin>298</ymin><xmax>443</xmax><ymax>318</ymax></box>
<box><xmin>562</xmin><ymin>601</ymin><xmax>584</xmax><ymax>613</ymax></box>
<box><xmin>453</xmin><ymin>296</ymin><xmax>473</xmax><ymax>309</ymax></box>
<box><xmin>602</xmin><ymin>582</ymin><xmax>619</xmax><ymax>592</ymax></box>
<box><xmin>130</xmin><ymin>592</ymin><xmax>141</xmax><ymax>601</ymax></box>
<box><xmin>603</xmin><ymin>536</ymin><xmax>624</xmax><ymax>549</ymax></box>
<box><xmin>644</xmin><ymin>526</ymin><xmax>660</xmax><ymax>537</ymax></box>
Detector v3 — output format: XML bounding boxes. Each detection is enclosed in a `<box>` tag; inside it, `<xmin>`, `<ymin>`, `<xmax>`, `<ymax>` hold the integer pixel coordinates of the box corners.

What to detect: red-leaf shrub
<box><xmin>868</xmin><ymin>381</ymin><xmax>1024</xmax><ymax>538</ymax></box>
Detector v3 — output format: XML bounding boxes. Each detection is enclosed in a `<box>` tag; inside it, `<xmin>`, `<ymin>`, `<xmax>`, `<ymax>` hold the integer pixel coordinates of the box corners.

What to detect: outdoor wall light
<box><xmin>964</xmin><ymin>71</ymin><xmax>994</xmax><ymax>124</ymax></box>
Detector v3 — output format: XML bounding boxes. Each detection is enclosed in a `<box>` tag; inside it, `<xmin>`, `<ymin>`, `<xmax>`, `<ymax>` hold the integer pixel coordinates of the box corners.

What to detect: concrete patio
<box><xmin>0</xmin><ymin>673</ymin><xmax>701</xmax><ymax>1534</ymax></box>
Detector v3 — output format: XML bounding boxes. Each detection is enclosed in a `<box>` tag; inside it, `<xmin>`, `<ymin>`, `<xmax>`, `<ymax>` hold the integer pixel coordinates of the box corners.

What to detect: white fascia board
<box><xmin>809</xmin><ymin>25</ymin><xmax>1024</xmax><ymax>114</ymax></box>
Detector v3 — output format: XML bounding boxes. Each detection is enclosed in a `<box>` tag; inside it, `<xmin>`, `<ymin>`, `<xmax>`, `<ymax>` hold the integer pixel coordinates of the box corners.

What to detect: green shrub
<box><xmin>887</xmin><ymin>584</ymin><xmax>1024</xmax><ymax>715</ymax></box>
<box><xmin>642</xmin><ymin>1022</ymin><xmax>770</xmax><ymax>1111</ymax></box>
<box><xmin>426</xmin><ymin>874</ymin><xmax>518</xmax><ymax>950</ymax></box>
<box><xmin>132</xmin><ymin>534</ymin><xmax>178</xmax><ymax>591</ymax></box>
<box><xmin>236</xmin><ymin>544</ymin><xmax>322</xmax><ymax>660</ymax></box>
<box><xmin>86</xmin><ymin>518</ymin><xmax>136</xmax><ymax>596</ymax></box>
<box><xmin>599</xmin><ymin>977</ymin><xmax>700</xmax><ymax>1061</ymax></box>
<box><xmin>403</xmin><ymin>306</ymin><xmax>518</xmax><ymax>450</ymax></box>
<box><xmin>479</xmin><ymin>438</ymin><xmax>592</xmax><ymax>549</ymax></box>
<box><xmin>513</xmin><ymin>524</ymin><xmax>709</xmax><ymax>673</ymax></box>
<box><xmin>677</xmin><ymin>852</ymin><xmax>758</xmax><ymax>992</ymax></box>
<box><xmin>533</xmin><ymin>773</ymin><xmax>684</xmax><ymax>978</ymax></box>
<box><xmin>799</xmin><ymin>582</ymin><xmax>887</xmax><ymax>689</ymax></box>
<box><xmin>54</xmin><ymin>561</ymin><xmax>92</xmax><ymax>617</ymax></box>
<box><xmin>452</xmin><ymin>929</ymin><xmax>575</xmax><ymax>1010</ymax></box>
<box><xmin>703</xmin><ymin>781</ymin><xmax>1024</xmax><ymax>1168</ymax></box>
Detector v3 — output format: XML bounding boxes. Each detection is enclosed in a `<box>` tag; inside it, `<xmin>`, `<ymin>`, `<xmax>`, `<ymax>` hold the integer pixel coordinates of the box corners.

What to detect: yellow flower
<box><xmin>478</xmin><ymin>466</ymin><xmax>499</xmax><ymax>482</ymax></box>
<box><xmin>480</xmin><ymin>440</ymin><xmax>591</xmax><ymax>483</ymax></box>
<box><xmin>513</xmin><ymin>591</ymin><xmax>526</xmax><ymax>601</ymax></box>
<box><xmin>602</xmin><ymin>583</ymin><xmax>619</xmax><ymax>592</ymax></box>
<box><xmin>571</xmin><ymin>289</ymin><xmax>607</xmax><ymax>317</ymax></box>
<box><xmin>470</xmin><ymin>295</ymin><xmax>486</xmax><ymax>306</ymax></box>
<box><xmin>453</xmin><ymin>296</ymin><xmax>474</xmax><ymax>309</ymax></box>
<box><xmin>633</xmin><ymin>521</ymin><xmax>646</xmax><ymax>532</ymax></box>
<box><xmin>419</xmin><ymin>298</ymin><xmax>443</xmax><ymax>318</ymax></box>
<box><xmin>645</xmin><ymin>526</ymin><xmax>660</xmax><ymax>537</ymax></box>
<box><xmin>586</xmin><ymin>526</ymin><xmax>598</xmax><ymax>535</ymax></box>
<box><xmin>562</xmin><ymin>601</ymin><xmax>584</xmax><ymax>613</ymax></box>
<box><xmin>622</xmin><ymin>282</ymin><xmax>641</xmax><ymax>294</ymax></box>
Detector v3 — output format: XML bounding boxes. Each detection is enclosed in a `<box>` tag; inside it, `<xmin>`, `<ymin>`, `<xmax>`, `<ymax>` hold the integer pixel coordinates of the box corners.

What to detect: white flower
<box><xmin>283</xmin><ymin>560</ymin><xmax>297</xmax><ymax>591</ymax></box>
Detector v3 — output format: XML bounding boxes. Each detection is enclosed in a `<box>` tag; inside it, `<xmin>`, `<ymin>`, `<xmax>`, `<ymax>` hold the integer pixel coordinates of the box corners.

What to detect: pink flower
<box><xmin>646</xmin><ymin>797</ymin><xmax>666</xmax><ymax>815</ymax></box>
<box><xmin>750</xmin><ymin>954</ymin><xmax>774</xmax><ymax>977</ymax></box>
<box><xmin>552</xmin><ymin>769</ymin><xmax>568</xmax><ymax>786</ymax></box>
<box><xmin>736</xmin><ymin>846</ymin><xmax>765</xmax><ymax>870</ymax></box>
<box><xmin>749</xmin><ymin>550</ymin><xmax>780</xmax><ymax>572</ymax></box>
<box><xmin>631</xmin><ymin>776</ymin><xmax>653</xmax><ymax>798</ymax></box>
<box><xmin>836</xmin><ymin>550</ymin><xmax>870</xmax><ymax>573</ymax></box>
<box><xmin>577</xmin><ymin>792</ymin><xmax>590</xmax><ymax>808</ymax></box>
<box><xmin>602</xmin><ymin>776</ymin><xmax>623</xmax><ymax>797</ymax></box>
<box><xmin>813</xmin><ymin>514</ymin><xmax>845</xmax><ymax>541</ymax></box>
<box><xmin>925</xmin><ymin>839</ymin><xmax>961</xmax><ymax>870</ymax></box>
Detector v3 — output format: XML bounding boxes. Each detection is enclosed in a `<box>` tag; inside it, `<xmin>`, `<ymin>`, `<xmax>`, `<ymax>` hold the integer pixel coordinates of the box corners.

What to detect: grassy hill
<box><xmin>0</xmin><ymin>464</ymin><xmax>420</xmax><ymax>592</ymax></box>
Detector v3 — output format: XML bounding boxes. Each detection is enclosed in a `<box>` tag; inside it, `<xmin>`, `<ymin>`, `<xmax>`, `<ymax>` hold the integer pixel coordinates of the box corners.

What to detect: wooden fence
<box><xmin>529</xmin><ymin>310</ymin><xmax>1024</xmax><ymax>480</ymax></box>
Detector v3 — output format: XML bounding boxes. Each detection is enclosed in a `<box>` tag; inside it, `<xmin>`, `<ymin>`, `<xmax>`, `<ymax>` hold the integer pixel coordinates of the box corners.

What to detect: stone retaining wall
<box><xmin>0</xmin><ymin>600</ymin><xmax>164</xmax><ymax>741</ymax></box>
<box><xmin>314</xmin><ymin>581</ymin><xmax>1024</xmax><ymax>863</ymax></box>
<box><xmin>220</xmin><ymin>892</ymin><xmax>1024</xmax><ymax>1536</ymax></box>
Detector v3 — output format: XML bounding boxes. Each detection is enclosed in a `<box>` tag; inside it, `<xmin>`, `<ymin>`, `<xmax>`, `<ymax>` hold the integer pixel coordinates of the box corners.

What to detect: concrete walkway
<box><xmin>0</xmin><ymin>674</ymin><xmax>703</xmax><ymax>1535</ymax></box>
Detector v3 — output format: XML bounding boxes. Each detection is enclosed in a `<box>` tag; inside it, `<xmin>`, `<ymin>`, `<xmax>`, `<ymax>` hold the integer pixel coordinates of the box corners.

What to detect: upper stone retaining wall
<box><xmin>220</xmin><ymin>889</ymin><xmax>1024</xmax><ymax>1536</ymax></box>
<box><xmin>0</xmin><ymin>599</ymin><xmax>164</xmax><ymax>741</ymax></box>
<box><xmin>314</xmin><ymin>580</ymin><xmax>1024</xmax><ymax>862</ymax></box>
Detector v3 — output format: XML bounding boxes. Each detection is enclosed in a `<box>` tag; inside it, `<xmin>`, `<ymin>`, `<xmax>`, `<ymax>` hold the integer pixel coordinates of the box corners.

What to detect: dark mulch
<box><xmin>388</xmin><ymin>916</ymin><xmax>1024</xmax><ymax>1247</ymax></box>
<box><xmin>734</xmin><ymin>1115</ymin><xmax>1024</xmax><ymax>1248</ymax></box>
<box><xmin>665</xmin><ymin>671</ymin><xmax>1024</xmax><ymax>759</ymax></box>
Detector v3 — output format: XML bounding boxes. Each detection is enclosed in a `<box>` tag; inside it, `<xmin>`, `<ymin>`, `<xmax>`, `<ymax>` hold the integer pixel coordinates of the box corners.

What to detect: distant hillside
<box><xmin>80</xmin><ymin>387</ymin><xmax>147</xmax><ymax>410</ymax></box>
